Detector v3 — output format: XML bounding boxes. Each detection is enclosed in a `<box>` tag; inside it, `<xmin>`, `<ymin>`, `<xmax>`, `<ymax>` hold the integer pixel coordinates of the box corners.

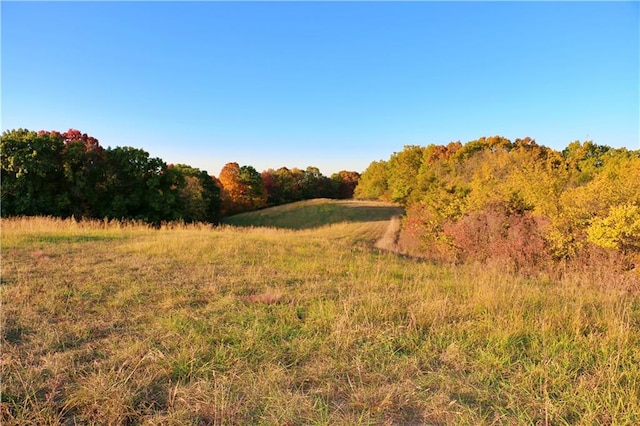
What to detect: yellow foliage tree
<box><xmin>587</xmin><ymin>203</ymin><xmax>640</xmax><ymax>252</ymax></box>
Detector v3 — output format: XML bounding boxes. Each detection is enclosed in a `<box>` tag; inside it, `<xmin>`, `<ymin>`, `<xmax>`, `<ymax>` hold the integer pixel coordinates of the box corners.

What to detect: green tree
<box><xmin>301</xmin><ymin>166</ymin><xmax>323</xmax><ymax>199</ymax></box>
<box><xmin>239</xmin><ymin>165</ymin><xmax>268</xmax><ymax>211</ymax></box>
<box><xmin>97</xmin><ymin>146</ymin><xmax>179</xmax><ymax>224</ymax></box>
<box><xmin>60</xmin><ymin>129</ymin><xmax>106</xmax><ymax>218</ymax></box>
<box><xmin>1</xmin><ymin>129</ymin><xmax>67</xmax><ymax>216</ymax></box>
<box><xmin>171</xmin><ymin>164</ymin><xmax>222</xmax><ymax>223</ymax></box>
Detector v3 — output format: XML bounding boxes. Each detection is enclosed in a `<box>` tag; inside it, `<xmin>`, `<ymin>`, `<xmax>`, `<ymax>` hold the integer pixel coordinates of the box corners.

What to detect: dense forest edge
<box><xmin>356</xmin><ymin>137</ymin><xmax>640</xmax><ymax>274</ymax></box>
<box><xmin>0</xmin><ymin>129</ymin><xmax>360</xmax><ymax>224</ymax></box>
<box><xmin>2</xmin><ymin>129</ymin><xmax>639</xmax><ymax>274</ymax></box>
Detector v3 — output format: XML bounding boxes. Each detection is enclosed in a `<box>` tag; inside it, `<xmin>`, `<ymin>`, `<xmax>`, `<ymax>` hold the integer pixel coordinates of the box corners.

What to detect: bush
<box><xmin>442</xmin><ymin>203</ymin><xmax>549</xmax><ymax>272</ymax></box>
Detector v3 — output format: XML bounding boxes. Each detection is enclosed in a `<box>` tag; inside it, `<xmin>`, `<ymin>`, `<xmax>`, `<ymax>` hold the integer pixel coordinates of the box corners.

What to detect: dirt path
<box><xmin>374</xmin><ymin>215</ymin><xmax>402</xmax><ymax>252</ymax></box>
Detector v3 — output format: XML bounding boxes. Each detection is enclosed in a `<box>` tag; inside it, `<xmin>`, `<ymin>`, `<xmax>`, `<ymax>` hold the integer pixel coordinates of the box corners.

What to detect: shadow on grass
<box><xmin>223</xmin><ymin>200</ymin><xmax>404</xmax><ymax>230</ymax></box>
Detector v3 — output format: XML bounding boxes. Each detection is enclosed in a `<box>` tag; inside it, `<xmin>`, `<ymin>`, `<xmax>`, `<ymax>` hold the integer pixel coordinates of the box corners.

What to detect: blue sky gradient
<box><xmin>2</xmin><ymin>1</ymin><xmax>638</xmax><ymax>176</ymax></box>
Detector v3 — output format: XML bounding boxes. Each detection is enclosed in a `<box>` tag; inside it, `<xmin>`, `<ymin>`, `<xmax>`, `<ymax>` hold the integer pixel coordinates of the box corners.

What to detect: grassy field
<box><xmin>2</xmin><ymin>199</ymin><xmax>639</xmax><ymax>425</ymax></box>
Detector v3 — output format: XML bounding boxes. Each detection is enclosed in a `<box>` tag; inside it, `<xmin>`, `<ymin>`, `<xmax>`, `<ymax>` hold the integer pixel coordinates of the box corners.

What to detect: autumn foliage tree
<box><xmin>218</xmin><ymin>162</ymin><xmax>267</xmax><ymax>215</ymax></box>
<box><xmin>331</xmin><ymin>170</ymin><xmax>361</xmax><ymax>199</ymax></box>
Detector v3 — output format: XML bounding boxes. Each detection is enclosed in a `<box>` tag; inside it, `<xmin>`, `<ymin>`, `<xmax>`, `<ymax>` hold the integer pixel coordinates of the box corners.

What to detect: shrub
<box><xmin>442</xmin><ymin>203</ymin><xmax>549</xmax><ymax>272</ymax></box>
<box><xmin>399</xmin><ymin>204</ymin><xmax>456</xmax><ymax>262</ymax></box>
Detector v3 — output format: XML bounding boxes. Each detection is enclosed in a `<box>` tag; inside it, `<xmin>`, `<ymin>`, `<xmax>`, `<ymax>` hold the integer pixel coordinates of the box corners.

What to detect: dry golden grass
<box><xmin>2</xmin><ymin>206</ymin><xmax>639</xmax><ymax>424</ymax></box>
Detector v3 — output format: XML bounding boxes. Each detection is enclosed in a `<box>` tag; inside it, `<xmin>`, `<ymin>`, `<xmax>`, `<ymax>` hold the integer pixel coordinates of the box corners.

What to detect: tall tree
<box><xmin>219</xmin><ymin>162</ymin><xmax>245</xmax><ymax>214</ymax></box>
<box><xmin>386</xmin><ymin>145</ymin><xmax>425</xmax><ymax>204</ymax></box>
<box><xmin>60</xmin><ymin>129</ymin><xmax>106</xmax><ymax>218</ymax></box>
<box><xmin>238</xmin><ymin>165</ymin><xmax>268</xmax><ymax>211</ymax></box>
<box><xmin>171</xmin><ymin>164</ymin><xmax>222</xmax><ymax>223</ymax></box>
<box><xmin>354</xmin><ymin>160</ymin><xmax>388</xmax><ymax>200</ymax></box>
<box><xmin>97</xmin><ymin>146</ymin><xmax>179</xmax><ymax>224</ymax></box>
<box><xmin>331</xmin><ymin>170</ymin><xmax>360</xmax><ymax>199</ymax></box>
<box><xmin>219</xmin><ymin>162</ymin><xmax>267</xmax><ymax>214</ymax></box>
<box><xmin>262</xmin><ymin>167</ymin><xmax>304</xmax><ymax>205</ymax></box>
<box><xmin>1</xmin><ymin>129</ymin><xmax>67</xmax><ymax>216</ymax></box>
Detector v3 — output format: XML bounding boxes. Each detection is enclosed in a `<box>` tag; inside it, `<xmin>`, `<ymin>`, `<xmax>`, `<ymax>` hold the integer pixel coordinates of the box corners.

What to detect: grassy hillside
<box><xmin>2</xmin><ymin>208</ymin><xmax>639</xmax><ymax>424</ymax></box>
<box><xmin>223</xmin><ymin>198</ymin><xmax>404</xmax><ymax>230</ymax></box>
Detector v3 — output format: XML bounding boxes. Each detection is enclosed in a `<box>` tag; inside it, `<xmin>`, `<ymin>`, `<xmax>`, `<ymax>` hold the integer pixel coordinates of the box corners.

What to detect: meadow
<box><xmin>2</xmin><ymin>200</ymin><xmax>639</xmax><ymax>425</ymax></box>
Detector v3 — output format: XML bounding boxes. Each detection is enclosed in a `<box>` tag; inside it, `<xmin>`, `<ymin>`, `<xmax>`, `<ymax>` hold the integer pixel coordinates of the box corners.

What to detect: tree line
<box><xmin>356</xmin><ymin>136</ymin><xmax>640</xmax><ymax>271</ymax></box>
<box><xmin>0</xmin><ymin>129</ymin><xmax>360</xmax><ymax>224</ymax></box>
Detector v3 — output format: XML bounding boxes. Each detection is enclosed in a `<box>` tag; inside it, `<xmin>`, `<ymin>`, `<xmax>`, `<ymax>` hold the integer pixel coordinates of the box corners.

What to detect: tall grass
<box><xmin>2</xmin><ymin>204</ymin><xmax>639</xmax><ymax>424</ymax></box>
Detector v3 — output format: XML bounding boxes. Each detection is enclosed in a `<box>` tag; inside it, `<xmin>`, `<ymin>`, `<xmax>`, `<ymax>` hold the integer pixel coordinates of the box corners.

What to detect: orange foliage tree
<box><xmin>218</xmin><ymin>162</ymin><xmax>267</xmax><ymax>215</ymax></box>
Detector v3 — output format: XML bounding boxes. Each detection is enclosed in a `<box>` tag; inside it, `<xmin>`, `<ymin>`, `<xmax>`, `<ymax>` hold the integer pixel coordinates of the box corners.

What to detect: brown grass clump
<box><xmin>246</xmin><ymin>289</ymin><xmax>284</xmax><ymax>305</ymax></box>
<box><xmin>30</xmin><ymin>249</ymin><xmax>50</xmax><ymax>260</ymax></box>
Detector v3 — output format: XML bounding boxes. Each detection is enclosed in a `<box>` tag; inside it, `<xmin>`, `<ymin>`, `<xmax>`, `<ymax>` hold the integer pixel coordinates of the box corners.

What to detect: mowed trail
<box><xmin>374</xmin><ymin>214</ymin><xmax>402</xmax><ymax>252</ymax></box>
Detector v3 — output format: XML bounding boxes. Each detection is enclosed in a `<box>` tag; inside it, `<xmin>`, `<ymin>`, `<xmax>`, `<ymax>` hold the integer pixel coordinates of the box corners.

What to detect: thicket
<box><xmin>0</xmin><ymin>129</ymin><xmax>359</xmax><ymax>223</ymax></box>
<box><xmin>355</xmin><ymin>136</ymin><xmax>640</xmax><ymax>271</ymax></box>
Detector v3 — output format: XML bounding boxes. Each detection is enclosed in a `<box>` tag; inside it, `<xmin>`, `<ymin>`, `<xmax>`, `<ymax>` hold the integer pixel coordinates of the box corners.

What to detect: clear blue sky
<box><xmin>2</xmin><ymin>1</ymin><xmax>638</xmax><ymax>176</ymax></box>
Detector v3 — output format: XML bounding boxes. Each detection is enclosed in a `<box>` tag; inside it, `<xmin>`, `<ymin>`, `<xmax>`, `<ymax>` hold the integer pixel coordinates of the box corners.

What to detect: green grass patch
<box><xmin>223</xmin><ymin>198</ymin><xmax>404</xmax><ymax>229</ymax></box>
